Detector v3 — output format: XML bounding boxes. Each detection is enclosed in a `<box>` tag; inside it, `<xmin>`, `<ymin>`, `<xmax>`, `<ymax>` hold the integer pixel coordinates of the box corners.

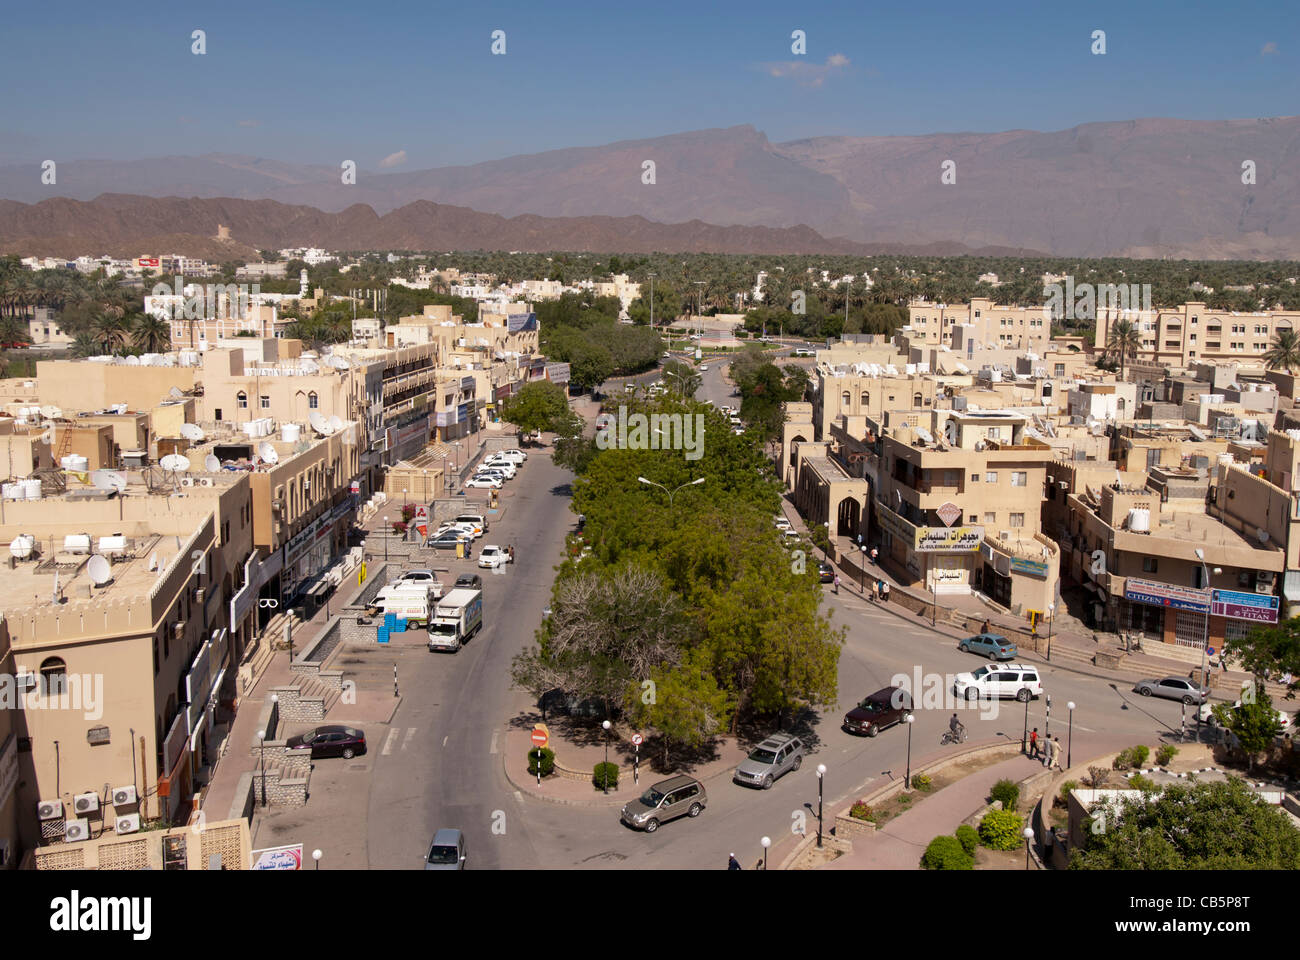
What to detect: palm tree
<box><xmin>1263</xmin><ymin>328</ymin><xmax>1300</xmax><ymax>373</ymax></box>
<box><xmin>132</xmin><ymin>313</ymin><xmax>171</xmax><ymax>353</ymax></box>
<box><xmin>71</xmin><ymin>332</ymin><xmax>101</xmax><ymax>358</ymax></box>
<box><xmin>0</xmin><ymin>316</ymin><xmax>32</xmax><ymax>348</ymax></box>
<box><xmin>91</xmin><ymin>312</ymin><xmax>130</xmax><ymax>355</ymax></box>
<box><xmin>1104</xmin><ymin>318</ymin><xmax>1142</xmax><ymax>379</ymax></box>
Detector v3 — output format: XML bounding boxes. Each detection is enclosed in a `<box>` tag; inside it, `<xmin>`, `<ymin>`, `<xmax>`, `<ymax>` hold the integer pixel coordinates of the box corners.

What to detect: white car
<box><xmin>465</xmin><ymin>476</ymin><xmax>502</xmax><ymax>489</ymax></box>
<box><xmin>1199</xmin><ymin>700</ymin><xmax>1293</xmax><ymax>731</ymax></box>
<box><xmin>477</xmin><ymin>545</ymin><xmax>512</xmax><ymax>569</ymax></box>
<box><xmin>479</xmin><ymin>460</ymin><xmax>516</xmax><ymax>478</ymax></box>
<box><xmin>774</xmin><ymin>516</ymin><xmax>792</xmax><ymax>531</ymax></box>
<box><xmin>475</xmin><ymin>467</ymin><xmax>511</xmax><ymax>481</ymax></box>
<box><xmin>699</xmin><ymin>364</ymin><xmax>709</xmax><ymax>372</ymax></box>
<box><xmin>434</xmin><ymin>522</ymin><xmax>480</xmax><ymax>541</ymax></box>
<box><xmin>953</xmin><ymin>663</ymin><xmax>1043</xmax><ymax>702</ymax></box>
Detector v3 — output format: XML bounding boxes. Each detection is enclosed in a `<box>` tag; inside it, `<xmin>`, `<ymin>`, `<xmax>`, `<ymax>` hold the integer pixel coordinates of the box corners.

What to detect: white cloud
<box><xmin>379</xmin><ymin>150</ymin><xmax>408</xmax><ymax>168</ymax></box>
<box><xmin>760</xmin><ymin>54</ymin><xmax>852</xmax><ymax>88</ymax></box>
<box><xmin>1261</xmin><ymin>41</ymin><xmax>1279</xmax><ymax>56</ymax></box>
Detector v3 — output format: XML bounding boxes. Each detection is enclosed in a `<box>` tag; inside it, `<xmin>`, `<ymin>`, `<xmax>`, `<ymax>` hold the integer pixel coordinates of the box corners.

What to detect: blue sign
<box><xmin>1211</xmin><ymin>589</ymin><xmax>1280</xmax><ymax>624</ymax></box>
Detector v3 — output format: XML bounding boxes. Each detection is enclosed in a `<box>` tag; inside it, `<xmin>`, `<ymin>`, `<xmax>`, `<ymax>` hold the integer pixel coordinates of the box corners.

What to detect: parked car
<box><xmin>733</xmin><ymin>733</ymin><xmax>805</xmax><ymax>789</ymax></box>
<box><xmin>464</xmin><ymin>476</ymin><xmax>502</xmax><ymax>489</ymax></box>
<box><xmin>699</xmin><ymin>364</ymin><xmax>709</xmax><ymax>372</ymax></box>
<box><xmin>398</xmin><ymin>569</ymin><xmax>437</xmax><ymax>584</ymax></box>
<box><xmin>793</xmin><ymin>347</ymin><xmax>816</xmax><ymax>357</ymax></box>
<box><xmin>428</xmin><ymin>532</ymin><xmax>472</xmax><ymax>549</ymax></box>
<box><xmin>781</xmin><ymin>528</ymin><xmax>801</xmax><ymax>543</ymax></box>
<box><xmin>475</xmin><ymin>467</ymin><xmax>512</xmax><ymax>481</ymax></box>
<box><xmin>1199</xmin><ymin>700</ymin><xmax>1293</xmax><ymax>730</ymax></box>
<box><xmin>1134</xmin><ymin>676</ymin><xmax>1209</xmax><ymax>705</ymax></box>
<box><xmin>958</xmin><ymin>632</ymin><xmax>1017</xmax><ymax>661</ymax></box>
<box><xmin>423</xmin><ymin>829</ymin><xmax>467</xmax><ymax>870</ymax></box>
<box><xmin>454</xmin><ymin>573</ymin><xmax>483</xmax><ymax>590</ymax></box>
<box><xmin>620</xmin><ymin>775</ymin><xmax>707</xmax><ymax>833</ymax></box>
<box><xmin>285</xmin><ymin>725</ymin><xmax>366</xmax><ymax>760</ymax></box>
<box><xmin>454</xmin><ymin>513</ymin><xmax>488</xmax><ymax>533</ymax></box>
<box><xmin>817</xmin><ymin>562</ymin><xmax>834</xmax><ymax>583</ymax></box>
<box><xmin>953</xmin><ymin>663</ymin><xmax>1043</xmax><ymax>702</ymax></box>
<box><xmin>478</xmin><ymin>545</ymin><xmax>512</xmax><ymax>569</ymax></box>
<box><xmin>843</xmin><ymin>686</ymin><xmax>913</xmax><ymax>737</ymax></box>
<box><xmin>479</xmin><ymin>459</ymin><xmax>516</xmax><ymax>478</ymax></box>
<box><xmin>433</xmin><ymin>522</ymin><xmax>479</xmax><ymax>541</ymax></box>
<box><xmin>774</xmin><ymin>516</ymin><xmax>792</xmax><ymax>530</ymax></box>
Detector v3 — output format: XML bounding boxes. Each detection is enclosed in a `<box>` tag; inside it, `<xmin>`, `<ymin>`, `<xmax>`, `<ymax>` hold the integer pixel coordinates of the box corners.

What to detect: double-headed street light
<box><xmin>637</xmin><ymin>476</ymin><xmax>705</xmax><ymax>508</ymax></box>
<box><xmin>1193</xmin><ymin>548</ymin><xmax>1221</xmax><ymax>739</ymax></box>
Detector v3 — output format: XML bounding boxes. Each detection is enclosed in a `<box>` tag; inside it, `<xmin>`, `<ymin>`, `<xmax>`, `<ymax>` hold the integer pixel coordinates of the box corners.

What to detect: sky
<box><xmin>0</xmin><ymin>0</ymin><xmax>1295</xmax><ymax>170</ymax></box>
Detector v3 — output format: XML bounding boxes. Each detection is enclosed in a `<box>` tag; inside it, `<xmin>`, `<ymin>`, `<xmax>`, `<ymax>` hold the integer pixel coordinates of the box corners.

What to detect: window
<box><xmin>1009</xmin><ymin>513</ymin><xmax>1025</xmax><ymax>527</ymax></box>
<box><xmin>987</xmin><ymin>427</ymin><xmax>1002</xmax><ymax>440</ymax></box>
<box><xmin>970</xmin><ymin>473</ymin><xmax>980</xmax><ymax>482</ymax></box>
<box><xmin>1011</xmin><ymin>472</ymin><xmax>1027</xmax><ymax>487</ymax></box>
<box><xmin>40</xmin><ymin>657</ymin><xmax>67</xmax><ymax>696</ymax></box>
<box><xmin>1143</xmin><ymin>557</ymin><xmax>1158</xmax><ymax>573</ymax></box>
<box><xmin>308</xmin><ymin>392</ymin><xmax>319</xmax><ymax>409</ymax></box>
<box><xmin>913</xmin><ymin>393</ymin><xmax>923</xmax><ymax>407</ymax></box>
<box><xmin>236</xmin><ymin>391</ymin><xmax>247</xmax><ymax>409</ymax></box>
<box><xmin>842</xmin><ymin>392</ymin><xmax>851</xmax><ymax>407</ymax></box>
<box><xmin>260</xmin><ymin>395</ymin><xmax>271</xmax><ymax>409</ymax></box>
<box><xmin>984</xmin><ymin>512</ymin><xmax>997</xmax><ymax>524</ymax></box>
<box><xmin>1054</xmin><ymin>363</ymin><xmax>1066</xmax><ymax>376</ymax></box>
<box><xmin>214</xmin><ymin>408</ymin><xmax>222</xmax><ymax>421</ymax></box>
<box><xmin>969</xmin><ymin>514</ymin><xmax>978</xmax><ymax>523</ymax></box>
<box><xmin>985</xmin><ymin>472</ymin><xmax>998</xmax><ymax>484</ymax></box>
<box><xmin>861</xmin><ymin>391</ymin><xmax>870</xmax><ymax>407</ymax></box>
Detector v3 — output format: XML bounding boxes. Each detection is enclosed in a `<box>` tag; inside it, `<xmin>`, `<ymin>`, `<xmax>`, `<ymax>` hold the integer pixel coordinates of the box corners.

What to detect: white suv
<box><xmin>953</xmin><ymin>663</ymin><xmax>1043</xmax><ymax>702</ymax></box>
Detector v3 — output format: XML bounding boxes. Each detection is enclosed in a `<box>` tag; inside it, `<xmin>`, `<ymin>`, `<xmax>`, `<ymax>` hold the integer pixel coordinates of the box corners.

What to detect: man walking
<box><xmin>508</xmin><ymin>544</ymin><xmax>516</xmax><ymax>563</ymax></box>
<box><xmin>833</xmin><ymin>574</ymin><xmax>840</xmax><ymax>595</ymax></box>
<box><xmin>1048</xmin><ymin>736</ymin><xmax>1063</xmax><ymax>771</ymax></box>
<box><xmin>881</xmin><ymin>581</ymin><xmax>890</xmax><ymax>603</ymax></box>
<box><xmin>870</xmin><ymin>547</ymin><xmax>878</xmax><ymax>565</ymax></box>
<box><xmin>870</xmin><ymin>579</ymin><xmax>879</xmax><ymax>603</ymax></box>
<box><xmin>727</xmin><ymin>853</ymin><xmax>742</xmax><ymax>870</ymax></box>
<box><xmin>1028</xmin><ymin>727</ymin><xmax>1040</xmax><ymax>760</ymax></box>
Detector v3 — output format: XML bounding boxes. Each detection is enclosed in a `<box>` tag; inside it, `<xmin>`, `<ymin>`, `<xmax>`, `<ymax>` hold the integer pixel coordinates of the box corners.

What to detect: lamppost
<box><xmin>760</xmin><ymin>835</ymin><xmax>771</xmax><ymax>871</ymax></box>
<box><xmin>1046</xmin><ymin>602</ymin><xmax>1056</xmax><ymax>662</ymax></box>
<box><xmin>904</xmin><ymin>713</ymin><xmax>915</xmax><ymax>788</ymax></box>
<box><xmin>1022</xmin><ymin>826</ymin><xmax>1035</xmax><ymax>870</ymax></box>
<box><xmin>815</xmin><ymin>764</ymin><xmax>826</xmax><ymax>848</ymax></box>
<box><xmin>1022</xmin><ymin>691</ymin><xmax>1030</xmax><ymax>754</ymax></box>
<box><xmin>860</xmin><ymin>544</ymin><xmax>868</xmax><ymax>593</ymax></box>
<box><xmin>312</xmin><ymin>848</ymin><xmax>322</xmax><ymax>870</ymax></box>
<box><xmin>1192</xmin><ymin>548</ymin><xmax>1220</xmax><ymax>738</ymax></box>
<box><xmin>383</xmin><ymin>516</ymin><xmax>389</xmax><ymax>561</ymax></box>
<box><xmin>601</xmin><ymin>719</ymin><xmax>612</xmax><ymax>794</ymax></box>
<box><xmin>637</xmin><ymin>476</ymin><xmax>705</xmax><ymax>508</ymax></box>
<box><xmin>1067</xmin><ymin>701</ymin><xmax>1076</xmax><ymax>768</ymax></box>
<box><xmin>257</xmin><ymin>728</ymin><xmax>267</xmax><ymax>807</ymax></box>
<box><xmin>1044</xmin><ymin>694</ymin><xmax>1051</xmax><ymax>741</ymax></box>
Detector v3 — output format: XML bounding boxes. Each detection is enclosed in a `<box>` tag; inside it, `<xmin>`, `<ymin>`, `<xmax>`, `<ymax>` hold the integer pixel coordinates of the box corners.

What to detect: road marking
<box><xmin>401</xmin><ymin>727</ymin><xmax>417</xmax><ymax>751</ymax></box>
<box><xmin>490</xmin><ymin>732</ymin><xmax>499</xmax><ymax>754</ymax></box>
<box><xmin>442</xmin><ymin>735</ymin><xmax>449</xmax><ymax>747</ymax></box>
<box><xmin>514</xmin><ymin>790</ymin><xmax>524</xmax><ymax>804</ymax></box>
<box><xmin>381</xmin><ymin>728</ymin><xmax>400</xmax><ymax>756</ymax></box>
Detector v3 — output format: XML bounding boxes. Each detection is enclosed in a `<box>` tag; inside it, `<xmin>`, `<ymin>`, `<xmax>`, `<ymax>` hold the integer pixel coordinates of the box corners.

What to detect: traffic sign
<box><xmin>631</xmin><ymin>733</ymin><xmax>643</xmax><ymax>746</ymax></box>
<box><xmin>1206</xmin><ymin>647</ymin><xmax>1215</xmax><ymax>657</ymax></box>
<box><xmin>530</xmin><ymin>728</ymin><xmax>549</xmax><ymax>748</ymax></box>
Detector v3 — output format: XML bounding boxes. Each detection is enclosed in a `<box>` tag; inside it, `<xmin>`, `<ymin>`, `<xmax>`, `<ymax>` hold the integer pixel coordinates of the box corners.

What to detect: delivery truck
<box><xmin>427</xmin><ymin>588</ymin><xmax>484</xmax><ymax>652</ymax></box>
<box><xmin>372</xmin><ymin>581</ymin><xmax>440</xmax><ymax>625</ymax></box>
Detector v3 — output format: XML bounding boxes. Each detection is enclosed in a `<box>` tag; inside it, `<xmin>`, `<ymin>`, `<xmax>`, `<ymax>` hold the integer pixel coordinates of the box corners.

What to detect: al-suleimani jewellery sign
<box><xmin>878</xmin><ymin>502</ymin><xmax>985</xmax><ymax>552</ymax></box>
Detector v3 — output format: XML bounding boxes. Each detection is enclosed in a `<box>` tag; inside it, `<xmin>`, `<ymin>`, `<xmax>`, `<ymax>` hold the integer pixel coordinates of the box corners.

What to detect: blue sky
<box><xmin>1</xmin><ymin>0</ymin><xmax>1295</xmax><ymax>169</ymax></box>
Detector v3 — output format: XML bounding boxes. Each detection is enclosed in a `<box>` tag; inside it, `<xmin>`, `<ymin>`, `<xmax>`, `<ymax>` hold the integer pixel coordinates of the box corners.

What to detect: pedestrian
<box><xmin>1028</xmin><ymin>727</ymin><xmax>1040</xmax><ymax>759</ymax></box>
<box><xmin>882</xmin><ymin>581</ymin><xmax>891</xmax><ymax>603</ymax></box>
<box><xmin>870</xmin><ymin>547</ymin><xmax>878</xmax><ymax>564</ymax></box>
<box><xmin>857</xmin><ymin>533</ymin><xmax>864</xmax><ymax>549</ymax></box>
<box><xmin>833</xmin><ymin>574</ymin><xmax>840</xmax><ymax>595</ymax></box>
<box><xmin>870</xmin><ymin>579</ymin><xmax>879</xmax><ymax>603</ymax></box>
<box><xmin>728</xmin><ymin>853</ymin><xmax>741</xmax><ymax>870</ymax></box>
<box><xmin>1049</xmin><ymin>736</ymin><xmax>1063</xmax><ymax>771</ymax></box>
<box><xmin>982</xmin><ymin>619</ymin><xmax>991</xmax><ymax>635</ymax></box>
<box><xmin>508</xmin><ymin>544</ymin><xmax>515</xmax><ymax>563</ymax></box>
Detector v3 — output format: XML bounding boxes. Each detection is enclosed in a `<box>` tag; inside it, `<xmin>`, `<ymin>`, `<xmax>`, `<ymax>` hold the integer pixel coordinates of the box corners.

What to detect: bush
<box><xmin>1056</xmin><ymin>780</ymin><xmax>1078</xmax><ymax>808</ymax></box>
<box><xmin>921</xmin><ymin>834</ymin><xmax>973</xmax><ymax>870</ymax></box>
<box><xmin>911</xmin><ymin>773</ymin><xmax>934</xmax><ymax>792</ymax></box>
<box><xmin>527</xmin><ymin>747</ymin><xmax>555</xmax><ymax>777</ymax></box>
<box><xmin>978</xmin><ymin>809</ymin><xmax>1026</xmax><ymax>850</ymax></box>
<box><xmin>593</xmin><ymin>761</ymin><xmax>618</xmax><ymax>791</ymax></box>
<box><xmin>955</xmin><ymin>823</ymin><xmax>979</xmax><ymax>855</ymax></box>
<box><xmin>990</xmin><ymin>778</ymin><xmax>1020</xmax><ymax>812</ymax></box>
<box><xmin>1156</xmin><ymin>744</ymin><xmax>1178</xmax><ymax>767</ymax></box>
<box><xmin>1112</xmin><ymin>748</ymin><xmax>1133</xmax><ymax>770</ymax></box>
<box><xmin>1129</xmin><ymin>773</ymin><xmax>1159</xmax><ymax>793</ymax></box>
<box><xmin>1131</xmin><ymin>745</ymin><xmax>1150</xmax><ymax>769</ymax></box>
<box><xmin>849</xmin><ymin>801</ymin><xmax>872</xmax><ymax>821</ymax></box>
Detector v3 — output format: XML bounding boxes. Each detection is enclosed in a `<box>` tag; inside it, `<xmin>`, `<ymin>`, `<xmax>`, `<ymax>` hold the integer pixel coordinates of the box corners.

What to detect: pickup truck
<box><xmin>427</xmin><ymin>588</ymin><xmax>484</xmax><ymax>652</ymax></box>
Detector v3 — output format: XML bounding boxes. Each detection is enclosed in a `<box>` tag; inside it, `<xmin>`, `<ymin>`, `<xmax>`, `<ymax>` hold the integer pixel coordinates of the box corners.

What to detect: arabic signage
<box><xmin>915</xmin><ymin>525</ymin><xmax>985</xmax><ymax>553</ymax></box>
<box><xmin>546</xmin><ymin>362</ymin><xmax>571</xmax><ymax>384</ymax></box>
<box><xmin>1009</xmin><ymin>556</ymin><xmax>1050</xmax><ymax>578</ymax></box>
<box><xmin>251</xmin><ymin>844</ymin><xmax>303</xmax><ymax>870</ymax></box>
<box><xmin>1211</xmin><ymin>589</ymin><xmax>1280</xmax><ymax>624</ymax></box>
<box><xmin>1124</xmin><ymin>576</ymin><xmax>1210</xmax><ymax>613</ymax></box>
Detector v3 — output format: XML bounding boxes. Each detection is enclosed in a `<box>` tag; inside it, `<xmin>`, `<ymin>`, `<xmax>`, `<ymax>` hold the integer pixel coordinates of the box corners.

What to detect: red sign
<box><xmin>139</xmin><ymin>258</ymin><xmax>160</xmax><ymax>267</ymax></box>
<box><xmin>631</xmin><ymin>733</ymin><xmax>643</xmax><ymax>746</ymax></box>
<box><xmin>530</xmin><ymin>728</ymin><xmax>548</xmax><ymax>747</ymax></box>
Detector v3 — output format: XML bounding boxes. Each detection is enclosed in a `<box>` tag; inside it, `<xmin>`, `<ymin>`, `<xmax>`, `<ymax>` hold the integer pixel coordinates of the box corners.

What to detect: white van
<box><xmin>953</xmin><ymin>663</ymin><xmax>1043</xmax><ymax>702</ymax></box>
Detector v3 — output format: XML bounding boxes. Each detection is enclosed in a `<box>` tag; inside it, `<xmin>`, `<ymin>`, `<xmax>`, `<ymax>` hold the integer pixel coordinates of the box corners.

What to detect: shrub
<box><xmin>849</xmin><ymin>801</ymin><xmax>872</xmax><ymax>821</ymax></box>
<box><xmin>1112</xmin><ymin>748</ymin><xmax>1133</xmax><ymax>770</ymax></box>
<box><xmin>897</xmin><ymin>793</ymin><xmax>912</xmax><ymax>806</ymax></box>
<box><xmin>955</xmin><ymin>823</ymin><xmax>979</xmax><ymax>855</ymax></box>
<box><xmin>1056</xmin><ymin>780</ymin><xmax>1078</xmax><ymax>808</ymax></box>
<box><xmin>1131</xmin><ymin>745</ymin><xmax>1150</xmax><ymax>769</ymax></box>
<box><xmin>1129</xmin><ymin>773</ymin><xmax>1159</xmax><ymax>793</ymax></box>
<box><xmin>593</xmin><ymin>761</ymin><xmax>619</xmax><ymax>790</ymax></box>
<box><xmin>911</xmin><ymin>773</ymin><xmax>934</xmax><ymax>792</ymax></box>
<box><xmin>527</xmin><ymin>747</ymin><xmax>555</xmax><ymax>777</ymax></box>
<box><xmin>978</xmin><ymin>809</ymin><xmax>1026</xmax><ymax>850</ymax></box>
<box><xmin>921</xmin><ymin>834</ymin><xmax>973</xmax><ymax>870</ymax></box>
<box><xmin>1086</xmin><ymin>766</ymin><xmax>1110</xmax><ymax>789</ymax></box>
<box><xmin>990</xmin><ymin>778</ymin><xmax>1020</xmax><ymax>812</ymax></box>
<box><xmin>1156</xmin><ymin>744</ymin><xmax>1178</xmax><ymax>767</ymax></box>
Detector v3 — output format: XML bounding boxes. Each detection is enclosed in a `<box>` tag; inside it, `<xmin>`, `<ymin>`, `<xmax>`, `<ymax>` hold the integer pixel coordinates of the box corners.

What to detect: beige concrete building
<box><xmin>1095</xmin><ymin>303</ymin><xmax>1298</xmax><ymax>367</ymax></box>
<box><xmin>907</xmin><ymin>298</ymin><xmax>1051</xmax><ymax>352</ymax></box>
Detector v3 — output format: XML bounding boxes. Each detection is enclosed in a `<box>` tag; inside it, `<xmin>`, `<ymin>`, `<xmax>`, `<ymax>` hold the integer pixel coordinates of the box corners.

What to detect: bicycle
<box><xmin>940</xmin><ymin>726</ymin><xmax>968</xmax><ymax>746</ymax></box>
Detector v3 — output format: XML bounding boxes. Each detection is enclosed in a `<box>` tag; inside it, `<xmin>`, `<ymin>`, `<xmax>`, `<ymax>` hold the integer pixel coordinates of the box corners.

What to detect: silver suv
<box><xmin>733</xmin><ymin>733</ymin><xmax>805</xmax><ymax>789</ymax></box>
<box><xmin>620</xmin><ymin>775</ymin><xmax>706</xmax><ymax>833</ymax></box>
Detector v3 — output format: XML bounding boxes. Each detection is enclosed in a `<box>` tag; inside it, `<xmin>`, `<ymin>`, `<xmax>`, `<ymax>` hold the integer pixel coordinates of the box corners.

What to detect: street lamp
<box><xmin>1193</xmin><ymin>548</ymin><xmax>1215</xmax><ymax>732</ymax></box>
<box><xmin>312</xmin><ymin>848</ymin><xmax>322</xmax><ymax>870</ymax></box>
<box><xmin>904</xmin><ymin>713</ymin><xmax>915</xmax><ymax>788</ymax></box>
<box><xmin>637</xmin><ymin>475</ymin><xmax>705</xmax><ymax>508</ymax></box>
<box><xmin>1046</xmin><ymin>602</ymin><xmax>1055</xmax><ymax>662</ymax></box>
<box><xmin>1067</xmin><ymin>701</ymin><xmax>1076</xmax><ymax>768</ymax></box>
<box><xmin>257</xmin><ymin>728</ymin><xmax>267</xmax><ymax>807</ymax></box>
<box><xmin>601</xmin><ymin>719</ymin><xmax>612</xmax><ymax>794</ymax></box>
<box><xmin>383</xmin><ymin>516</ymin><xmax>389</xmax><ymax>561</ymax></box>
<box><xmin>760</xmin><ymin>835</ymin><xmax>771</xmax><ymax>871</ymax></box>
<box><xmin>1023</xmin><ymin>826</ymin><xmax>1035</xmax><ymax>870</ymax></box>
<box><xmin>815</xmin><ymin>763</ymin><xmax>826</xmax><ymax>849</ymax></box>
<box><xmin>1023</xmin><ymin>689</ymin><xmax>1030</xmax><ymax>754</ymax></box>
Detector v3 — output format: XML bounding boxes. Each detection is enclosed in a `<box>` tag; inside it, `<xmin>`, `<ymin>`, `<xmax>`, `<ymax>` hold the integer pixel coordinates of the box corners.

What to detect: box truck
<box><xmin>373</xmin><ymin>581</ymin><xmax>440</xmax><ymax>625</ymax></box>
<box><xmin>427</xmin><ymin>588</ymin><xmax>484</xmax><ymax>652</ymax></box>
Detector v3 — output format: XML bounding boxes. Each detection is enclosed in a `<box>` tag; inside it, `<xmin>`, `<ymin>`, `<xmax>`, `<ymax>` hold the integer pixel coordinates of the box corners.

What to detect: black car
<box><xmin>285</xmin><ymin>725</ymin><xmax>367</xmax><ymax>759</ymax></box>
<box><xmin>818</xmin><ymin>562</ymin><xmax>835</xmax><ymax>583</ymax></box>
<box><xmin>455</xmin><ymin>573</ymin><xmax>483</xmax><ymax>590</ymax></box>
<box><xmin>843</xmin><ymin>686</ymin><xmax>913</xmax><ymax>737</ymax></box>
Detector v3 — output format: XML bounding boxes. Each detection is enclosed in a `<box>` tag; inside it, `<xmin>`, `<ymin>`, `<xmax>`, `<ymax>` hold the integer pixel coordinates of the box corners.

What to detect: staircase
<box><xmin>270</xmin><ymin>676</ymin><xmax>342</xmax><ymax>723</ymax></box>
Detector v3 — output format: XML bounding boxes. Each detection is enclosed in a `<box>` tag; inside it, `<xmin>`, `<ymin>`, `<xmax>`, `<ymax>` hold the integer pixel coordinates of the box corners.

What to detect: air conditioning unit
<box><xmin>999</xmin><ymin>531</ymin><xmax>1012</xmax><ymax>541</ymax></box>
<box><xmin>115</xmin><ymin>814</ymin><xmax>140</xmax><ymax>835</ymax></box>
<box><xmin>180</xmin><ymin>477</ymin><xmax>194</xmax><ymax>487</ymax></box>
<box><xmin>173</xmin><ymin>621</ymin><xmax>186</xmax><ymax>640</ymax></box>
<box><xmin>194</xmin><ymin>588</ymin><xmax>205</xmax><ymax>604</ymax></box>
<box><xmin>73</xmin><ymin>792</ymin><xmax>99</xmax><ymax>815</ymax></box>
<box><xmin>37</xmin><ymin>799</ymin><xmax>63</xmax><ymax>821</ymax></box>
<box><xmin>111</xmin><ymin>785</ymin><xmax>137</xmax><ymax>807</ymax></box>
<box><xmin>1257</xmin><ymin>571</ymin><xmax>1276</xmax><ymax>585</ymax></box>
<box><xmin>64</xmin><ymin>818</ymin><xmax>90</xmax><ymax>842</ymax></box>
<box><xmin>199</xmin><ymin>477</ymin><xmax>214</xmax><ymax>487</ymax></box>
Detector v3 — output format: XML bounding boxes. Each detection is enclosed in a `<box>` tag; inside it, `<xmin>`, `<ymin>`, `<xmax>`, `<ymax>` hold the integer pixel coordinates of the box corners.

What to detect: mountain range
<box><xmin>3</xmin><ymin>117</ymin><xmax>1299</xmax><ymax>259</ymax></box>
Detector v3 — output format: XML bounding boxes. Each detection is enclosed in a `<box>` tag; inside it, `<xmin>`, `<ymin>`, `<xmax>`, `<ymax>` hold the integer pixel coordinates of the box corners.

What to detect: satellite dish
<box><xmin>169</xmin><ymin>386</ymin><xmax>184</xmax><ymax>398</ymax></box>
<box><xmin>1258</xmin><ymin>528</ymin><xmax>1271</xmax><ymax>544</ymax></box>
<box><xmin>180</xmin><ymin>423</ymin><xmax>205</xmax><ymax>442</ymax></box>
<box><xmin>327</xmin><ymin>415</ymin><xmax>343</xmax><ymax>433</ymax></box>
<box><xmin>122</xmin><ymin>355</ymin><xmax>140</xmax><ymax>366</ymax></box>
<box><xmin>8</xmin><ymin>535</ymin><xmax>35</xmax><ymax>560</ymax></box>
<box><xmin>87</xmin><ymin>555</ymin><xmax>112</xmax><ymax>586</ymax></box>
<box><xmin>40</xmin><ymin>405</ymin><xmax>62</xmax><ymax>420</ymax></box>
<box><xmin>204</xmin><ymin>454</ymin><xmax>221</xmax><ymax>472</ymax></box>
<box><xmin>309</xmin><ymin>411</ymin><xmax>331</xmax><ymax>434</ymax></box>
<box><xmin>160</xmin><ymin>453</ymin><xmax>191</xmax><ymax>473</ymax></box>
<box><xmin>258</xmin><ymin>441</ymin><xmax>279</xmax><ymax>465</ymax></box>
<box><xmin>90</xmin><ymin>469</ymin><xmax>128</xmax><ymax>493</ymax></box>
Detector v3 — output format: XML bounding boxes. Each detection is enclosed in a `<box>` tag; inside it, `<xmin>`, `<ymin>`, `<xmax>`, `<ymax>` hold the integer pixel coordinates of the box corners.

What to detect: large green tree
<box><xmin>500</xmin><ymin>380</ymin><xmax>571</xmax><ymax>437</ymax></box>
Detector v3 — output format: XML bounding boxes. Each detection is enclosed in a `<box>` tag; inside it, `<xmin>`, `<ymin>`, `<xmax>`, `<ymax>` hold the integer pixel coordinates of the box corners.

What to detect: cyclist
<box><xmin>949</xmin><ymin>713</ymin><xmax>966</xmax><ymax>742</ymax></box>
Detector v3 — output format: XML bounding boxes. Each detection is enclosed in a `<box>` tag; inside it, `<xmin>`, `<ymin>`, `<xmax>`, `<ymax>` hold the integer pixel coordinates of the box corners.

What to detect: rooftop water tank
<box><xmin>1128</xmin><ymin>508</ymin><xmax>1151</xmax><ymax>533</ymax></box>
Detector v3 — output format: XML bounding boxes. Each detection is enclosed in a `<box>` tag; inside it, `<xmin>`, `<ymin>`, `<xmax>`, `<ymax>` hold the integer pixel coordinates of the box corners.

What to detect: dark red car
<box><xmin>285</xmin><ymin>724</ymin><xmax>367</xmax><ymax>759</ymax></box>
<box><xmin>843</xmin><ymin>686</ymin><xmax>913</xmax><ymax>737</ymax></box>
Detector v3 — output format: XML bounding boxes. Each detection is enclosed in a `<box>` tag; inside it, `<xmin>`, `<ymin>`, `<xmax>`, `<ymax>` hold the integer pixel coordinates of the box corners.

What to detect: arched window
<box><xmin>236</xmin><ymin>391</ymin><xmax>248</xmax><ymax>409</ymax></box>
<box><xmin>913</xmin><ymin>393</ymin><xmax>923</xmax><ymax>407</ymax></box>
<box><xmin>40</xmin><ymin>657</ymin><xmax>67</xmax><ymax>696</ymax></box>
<box><xmin>308</xmin><ymin>392</ymin><xmax>319</xmax><ymax>409</ymax></box>
<box><xmin>842</xmin><ymin>392</ymin><xmax>851</xmax><ymax>407</ymax></box>
<box><xmin>861</xmin><ymin>391</ymin><xmax>870</xmax><ymax>407</ymax></box>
